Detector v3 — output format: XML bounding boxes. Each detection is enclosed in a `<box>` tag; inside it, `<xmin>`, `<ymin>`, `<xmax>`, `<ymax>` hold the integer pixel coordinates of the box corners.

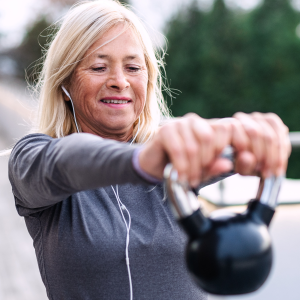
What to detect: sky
<box><xmin>0</xmin><ymin>0</ymin><xmax>299</xmax><ymax>50</ymax></box>
<box><xmin>0</xmin><ymin>0</ymin><xmax>264</xmax><ymax>50</ymax></box>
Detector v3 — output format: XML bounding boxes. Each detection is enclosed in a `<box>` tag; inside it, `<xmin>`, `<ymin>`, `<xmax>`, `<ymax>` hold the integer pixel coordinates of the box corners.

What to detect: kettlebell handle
<box><xmin>164</xmin><ymin>146</ymin><xmax>283</xmax><ymax>220</ymax></box>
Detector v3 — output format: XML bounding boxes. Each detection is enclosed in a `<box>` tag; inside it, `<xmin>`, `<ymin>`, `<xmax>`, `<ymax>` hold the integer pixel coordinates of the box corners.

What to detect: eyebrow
<box><xmin>95</xmin><ymin>54</ymin><xmax>141</xmax><ymax>61</ymax></box>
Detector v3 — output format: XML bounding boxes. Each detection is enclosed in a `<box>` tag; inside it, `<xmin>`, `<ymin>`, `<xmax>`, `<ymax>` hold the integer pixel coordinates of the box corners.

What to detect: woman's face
<box><xmin>66</xmin><ymin>24</ymin><xmax>148</xmax><ymax>141</ymax></box>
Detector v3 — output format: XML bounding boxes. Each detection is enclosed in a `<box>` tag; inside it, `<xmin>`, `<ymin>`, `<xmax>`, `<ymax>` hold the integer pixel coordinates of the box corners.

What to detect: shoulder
<box><xmin>9</xmin><ymin>133</ymin><xmax>53</xmax><ymax>162</ymax></box>
<box><xmin>12</xmin><ymin>133</ymin><xmax>53</xmax><ymax>150</ymax></box>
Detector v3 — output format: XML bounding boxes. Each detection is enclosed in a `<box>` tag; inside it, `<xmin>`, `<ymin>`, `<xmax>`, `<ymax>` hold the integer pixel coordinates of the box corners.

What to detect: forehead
<box><xmin>84</xmin><ymin>24</ymin><xmax>145</xmax><ymax>60</ymax></box>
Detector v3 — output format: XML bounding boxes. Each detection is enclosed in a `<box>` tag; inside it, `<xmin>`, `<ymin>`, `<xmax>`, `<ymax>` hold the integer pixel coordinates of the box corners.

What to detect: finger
<box><xmin>252</xmin><ymin>113</ymin><xmax>278</xmax><ymax>178</ymax></box>
<box><xmin>235</xmin><ymin>151</ymin><xmax>257</xmax><ymax>176</ymax></box>
<box><xmin>177</xmin><ymin>118</ymin><xmax>202</xmax><ymax>186</ymax></box>
<box><xmin>230</xmin><ymin>117</ymin><xmax>250</xmax><ymax>152</ymax></box>
<box><xmin>233</xmin><ymin>112</ymin><xmax>264</xmax><ymax>172</ymax></box>
<box><xmin>189</xmin><ymin>115</ymin><xmax>215</xmax><ymax>169</ymax></box>
<box><xmin>159</xmin><ymin>124</ymin><xmax>189</xmax><ymax>182</ymax></box>
<box><xmin>210</xmin><ymin>118</ymin><xmax>232</xmax><ymax>156</ymax></box>
<box><xmin>264</xmin><ymin>113</ymin><xmax>291</xmax><ymax>176</ymax></box>
<box><xmin>202</xmin><ymin>157</ymin><xmax>234</xmax><ymax>181</ymax></box>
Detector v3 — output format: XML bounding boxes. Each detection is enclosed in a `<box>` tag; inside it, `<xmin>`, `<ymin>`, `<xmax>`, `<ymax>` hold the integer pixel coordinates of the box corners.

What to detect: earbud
<box><xmin>61</xmin><ymin>86</ymin><xmax>80</xmax><ymax>133</ymax></box>
<box><xmin>61</xmin><ymin>85</ymin><xmax>71</xmax><ymax>99</ymax></box>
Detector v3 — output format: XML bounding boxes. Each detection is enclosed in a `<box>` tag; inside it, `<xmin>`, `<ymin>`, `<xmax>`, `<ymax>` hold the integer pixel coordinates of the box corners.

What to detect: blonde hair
<box><xmin>34</xmin><ymin>0</ymin><xmax>170</xmax><ymax>143</ymax></box>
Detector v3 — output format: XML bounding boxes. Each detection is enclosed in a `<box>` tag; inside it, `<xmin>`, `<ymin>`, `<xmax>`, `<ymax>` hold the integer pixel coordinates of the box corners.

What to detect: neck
<box><xmin>79</xmin><ymin>121</ymin><xmax>134</xmax><ymax>143</ymax></box>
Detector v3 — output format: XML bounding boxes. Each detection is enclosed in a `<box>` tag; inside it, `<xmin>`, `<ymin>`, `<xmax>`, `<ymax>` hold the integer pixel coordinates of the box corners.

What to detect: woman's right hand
<box><xmin>138</xmin><ymin>113</ymin><xmax>233</xmax><ymax>187</ymax></box>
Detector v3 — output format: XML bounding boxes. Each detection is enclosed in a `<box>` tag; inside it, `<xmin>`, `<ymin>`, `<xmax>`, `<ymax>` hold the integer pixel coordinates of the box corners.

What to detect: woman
<box><xmin>8</xmin><ymin>1</ymin><xmax>290</xmax><ymax>299</ymax></box>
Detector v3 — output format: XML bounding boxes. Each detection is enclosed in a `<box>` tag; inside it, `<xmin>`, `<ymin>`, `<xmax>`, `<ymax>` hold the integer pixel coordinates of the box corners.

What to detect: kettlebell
<box><xmin>164</xmin><ymin>159</ymin><xmax>283</xmax><ymax>295</ymax></box>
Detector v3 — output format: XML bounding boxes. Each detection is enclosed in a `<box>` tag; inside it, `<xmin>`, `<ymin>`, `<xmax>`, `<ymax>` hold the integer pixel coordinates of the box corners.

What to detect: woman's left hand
<box><xmin>226</xmin><ymin>112</ymin><xmax>291</xmax><ymax>178</ymax></box>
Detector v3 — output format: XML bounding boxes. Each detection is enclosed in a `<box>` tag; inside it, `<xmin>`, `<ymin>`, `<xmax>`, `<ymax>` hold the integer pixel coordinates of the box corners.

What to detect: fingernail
<box><xmin>178</xmin><ymin>174</ymin><xmax>188</xmax><ymax>183</ymax></box>
<box><xmin>276</xmin><ymin>167</ymin><xmax>285</xmax><ymax>177</ymax></box>
<box><xmin>191</xmin><ymin>179</ymin><xmax>200</xmax><ymax>188</ymax></box>
<box><xmin>255</xmin><ymin>163</ymin><xmax>262</xmax><ymax>173</ymax></box>
<box><xmin>263</xmin><ymin>170</ymin><xmax>272</xmax><ymax>178</ymax></box>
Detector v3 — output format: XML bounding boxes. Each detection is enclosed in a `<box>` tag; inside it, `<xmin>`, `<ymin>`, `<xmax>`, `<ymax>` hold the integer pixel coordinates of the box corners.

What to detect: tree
<box><xmin>8</xmin><ymin>16</ymin><xmax>53</xmax><ymax>81</ymax></box>
<box><xmin>165</xmin><ymin>0</ymin><xmax>248</xmax><ymax>118</ymax></box>
<box><xmin>245</xmin><ymin>0</ymin><xmax>300</xmax><ymax>178</ymax></box>
<box><xmin>164</xmin><ymin>0</ymin><xmax>300</xmax><ymax>178</ymax></box>
<box><xmin>246</xmin><ymin>0</ymin><xmax>300</xmax><ymax>130</ymax></box>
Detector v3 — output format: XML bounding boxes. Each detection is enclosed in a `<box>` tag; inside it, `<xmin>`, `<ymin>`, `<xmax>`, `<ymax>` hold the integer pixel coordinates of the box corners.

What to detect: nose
<box><xmin>106</xmin><ymin>67</ymin><xmax>129</xmax><ymax>92</ymax></box>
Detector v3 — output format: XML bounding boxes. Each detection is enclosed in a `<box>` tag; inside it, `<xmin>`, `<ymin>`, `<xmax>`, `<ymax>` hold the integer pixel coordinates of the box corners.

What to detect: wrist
<box><xmin>132</xmin><ymin>147</ymin><xmax>162</xmax><ymax>184</ymax></box>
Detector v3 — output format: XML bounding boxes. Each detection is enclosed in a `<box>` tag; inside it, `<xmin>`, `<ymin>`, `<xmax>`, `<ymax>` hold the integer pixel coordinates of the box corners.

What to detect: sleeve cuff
<box><xmin>132</xmin><ymin>147</ymin><xmax>163</xmax><ymax>185</ymax></box>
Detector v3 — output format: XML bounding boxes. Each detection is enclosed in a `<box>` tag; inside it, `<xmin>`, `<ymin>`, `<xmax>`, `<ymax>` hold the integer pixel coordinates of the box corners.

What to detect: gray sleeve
<box><xmin>9</xmin><ymin>133</ymin><xmax>148</xmax><ymax>209</ymax></box>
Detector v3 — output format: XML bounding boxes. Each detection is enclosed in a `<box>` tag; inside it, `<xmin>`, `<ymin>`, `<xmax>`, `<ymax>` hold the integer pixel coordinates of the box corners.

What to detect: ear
<box><xmin>61</xmin><ymin>85</ymin><xmax>70</xmax><ymax>102</ymax></box>
<box><xmin>63</xmin><ymin>95</ymin><xmax>70</xmax><ymax>101</ymax></box>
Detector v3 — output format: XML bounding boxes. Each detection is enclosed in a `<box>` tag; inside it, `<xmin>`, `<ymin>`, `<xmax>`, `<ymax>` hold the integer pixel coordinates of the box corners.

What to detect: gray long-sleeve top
<box><xmin>8</xmin><ymin>133</ymin><xmax>208</xmax><ymax>300</ymax></box>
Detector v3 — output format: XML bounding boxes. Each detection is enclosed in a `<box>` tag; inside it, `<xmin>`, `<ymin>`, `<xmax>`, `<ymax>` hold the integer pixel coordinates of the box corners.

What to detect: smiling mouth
<box><xmin>101</xmin><ymin>99</ymin><xmax>131</xmax><ymax>104</ymax></box>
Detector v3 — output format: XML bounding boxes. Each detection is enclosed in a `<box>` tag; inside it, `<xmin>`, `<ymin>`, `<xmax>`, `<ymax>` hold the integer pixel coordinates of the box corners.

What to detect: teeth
<box><xmin>102</xmin><ymin>100</ymin><xmax>129</xmax><ymax>104</ymax></box>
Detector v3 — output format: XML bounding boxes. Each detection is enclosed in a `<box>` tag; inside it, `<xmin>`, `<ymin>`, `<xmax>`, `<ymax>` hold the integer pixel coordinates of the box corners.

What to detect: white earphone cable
<box><xmin>111</xmin><ymin>185</ymin><xmax>133</xmax><ymax>300</ymax></box>
<box><xmin>110</xmin><ymin>117</ymin><xmax>140</xmax><ymax>300</ymax></box>
<box><xmin>61</xmin><ymin>86</ymin><xmax>140</xmax><ymax>300</ymax></box>
<box><xmin>61</xmin><ymin>86</ymin><xmax>80</xmax><ymax>133</ymax></box>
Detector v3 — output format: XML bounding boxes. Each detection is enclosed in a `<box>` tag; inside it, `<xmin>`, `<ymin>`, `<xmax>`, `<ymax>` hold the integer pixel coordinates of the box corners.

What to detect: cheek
<box><xmin>134</xmin><ymin>74</ymin><xmax>148</xmax><ymax>108</ymax></box>
<box><xmin>70</xmin><ymin>73</ymin><xmax>86</xmax><ymax>100</ymax></box>
<box><xmin>70</xmin><ymin>73</ymin><xmax>96</xmax><ymax>107</ymax></box>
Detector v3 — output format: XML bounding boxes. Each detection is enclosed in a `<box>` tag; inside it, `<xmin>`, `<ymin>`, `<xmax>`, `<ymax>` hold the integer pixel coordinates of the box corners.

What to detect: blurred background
<box><xmin>0</xmin><ymin>0</ymin><xmax>300</xmax><ymax>299</ymax></box>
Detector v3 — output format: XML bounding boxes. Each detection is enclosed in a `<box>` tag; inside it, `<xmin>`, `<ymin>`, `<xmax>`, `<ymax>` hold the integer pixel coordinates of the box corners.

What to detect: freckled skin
<box><xmin>65</xmin><ymin>24</ymin><xmax>148</xmax><ymax>142</ymax></box>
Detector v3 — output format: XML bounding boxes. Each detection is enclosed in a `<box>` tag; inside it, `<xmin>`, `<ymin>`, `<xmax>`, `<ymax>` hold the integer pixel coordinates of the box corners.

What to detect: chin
<box><xmin>103</xmin><ymin>120</ymin><xmax>133</xmax><ymax>132</ymax></box>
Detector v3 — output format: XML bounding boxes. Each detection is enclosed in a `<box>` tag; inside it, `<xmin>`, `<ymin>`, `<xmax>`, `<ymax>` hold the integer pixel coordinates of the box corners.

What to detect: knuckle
<box><xmin>233</xmin><ymin>112</ymin><xmax>245</xmax><ymax>118</ymax></box>
<box><xmin>265</xmin><ymin>113</ymin><xmax>284</xmax><ymax>127</ymax></box>
<box><xmin>190</xmin><ymin>168</ymin><xmax>200</xmax><ymax>178</ymax></box>
<box><xmin>275</xmin><ymin>138</ymin><xmax>281</xmax><ymax>150</ymax></box>
<box><xmin>263</xmin><ymin>131</ymin><xmax>275</xmax><ymax>145</ymax></box>
<box><xmin>277</xmin><ymin>155</ymin><xmax>284</xmax><ymax>167</ymax></box>
<box><xmin>184</xmin><ymin>112</ymin><xmax>198</xmax><ymax>119</ymax></box>
<box><xmin>266</xmin><ymin>112</ymin><xmax>279</xmax><ymax>120</ymax></box>
<box><xmin>251</xmin><ymin>111</ymin><xmax>263</xmax><ymax>119</ymax></box>
<box><xmin>230</xmin><ymin>118</ymin><xmax>242</xmax><ymax>130</ymax></box>
<box><xmin>246</xmin><ymin>127</ymin><xmax>259</xmax><ymax>138</ymax></box>
<box><xmin>159</xmin><ymin>124</ymin><xmax>169</xmax><ymax>135</ymax></box>
<box><xmin>214</xmin><ymin>122</ymin><xmax>227</xmax><ymax>132</ymax></box>
<box><xmin>284</xmin><ymin>125</ymin><xmax>289</xmax><ymax>134</ymax></box>
<box><xmin>200</xmin><ymin>130</ymin><xmax>213</xmax><ymax>143</ymax></box>
<box><xmin>184</xmin><ymin>113</ymin><xmax>199</xmax><ymax>124</ymax></box>
<box><xmin>160</xmin><ymin>123</ymin><xmax>176</xmax><ymax>137</ymax></box>
<box><xmin>220</xmin><ymin>123</ymin><xmax>230</xmax><ymax>135</ymax></box>
<box><xmin>171</xmin><ymin>146</ymin><xmax>182</xmax><ymax>158</ymax></box>
<box><xmin>186</xmin><ymin>144</ymin><xmax>198</xmax><ymax>156</ymax></box>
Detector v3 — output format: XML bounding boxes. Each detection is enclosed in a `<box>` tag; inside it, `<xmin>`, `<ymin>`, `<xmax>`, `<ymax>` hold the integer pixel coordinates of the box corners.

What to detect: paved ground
<box><xmin>0</xmin><ymin>77</ymin><xmax>47</xmax><ymax>299</ymax></box>
<box><xmin>0</xmin><ymin>76</ymin><xmax>299</xmax><ymax>300</ymax></box>
<box><xmin>0</xmin><ymin>139</ymin><xmax>48</xmax><ymax>300</ymax></box>
<box><xmin>208</xmin><ymin>204</ymin><xmax>300</xmax><ymax>300</ymax></box>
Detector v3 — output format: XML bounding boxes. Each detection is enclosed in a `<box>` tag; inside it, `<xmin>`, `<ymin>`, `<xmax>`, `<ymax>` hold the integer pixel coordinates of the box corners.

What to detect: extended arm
<box><xmin>9</xmin><ymin>133</ymin><xmax>146</xmax><ymax>209</ymax></box>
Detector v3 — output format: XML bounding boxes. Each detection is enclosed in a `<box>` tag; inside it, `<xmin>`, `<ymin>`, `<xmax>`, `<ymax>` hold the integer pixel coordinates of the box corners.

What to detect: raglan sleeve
<box><xmin>8</xmin><ymin>133</ymin><xmax>148</xmax><ymax>210</ymax></box>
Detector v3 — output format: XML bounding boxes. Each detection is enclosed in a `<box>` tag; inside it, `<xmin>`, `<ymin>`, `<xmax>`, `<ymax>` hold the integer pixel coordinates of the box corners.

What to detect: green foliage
<box><xmin>10</xmin><ymin>16</ymin><xmax>54</xmax><ymax>81</ymax></box>
<box><xmin>165</xmin><ymin>0</ymin><xmax>300</xmax><ymax>178</ymax></box>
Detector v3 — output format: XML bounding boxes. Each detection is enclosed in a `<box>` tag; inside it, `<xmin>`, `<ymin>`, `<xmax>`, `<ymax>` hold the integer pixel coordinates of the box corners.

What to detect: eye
<box><xmin>92</xmin><ymin>67</ymin><xmax>106</xmax><ymax>72</ymax></box>
<box><xmin>127</xmin><ymin>66</ymin><xmax>141</xmax><ymax>73</ymax></box>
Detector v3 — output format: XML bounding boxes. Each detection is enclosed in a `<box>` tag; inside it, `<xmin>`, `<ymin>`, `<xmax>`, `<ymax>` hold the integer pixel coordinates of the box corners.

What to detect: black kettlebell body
<box><xmin>164</xmin><ymin>161</ymin><xmax>282</xmax><ymax>296</ymax></box>
<box><xmin>181</xmin><ymin>200</ymin><xmax>275</xmax><ymax>295</ymax></box>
